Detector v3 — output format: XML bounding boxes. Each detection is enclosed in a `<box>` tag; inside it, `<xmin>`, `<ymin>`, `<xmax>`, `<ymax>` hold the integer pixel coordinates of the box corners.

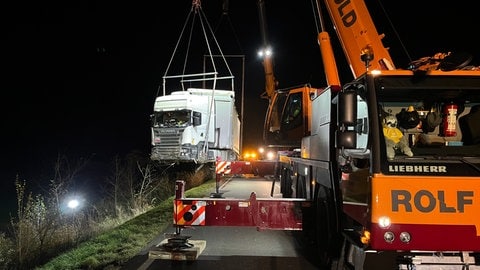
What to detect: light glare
<box><xmin>378</xmin><ymin>216</ymin><xmax>391</xmax><ymax>228</ymax></box>
<box><xmin>67</xmin><ymin>199</ymin><xmax>79</xmax><ymax>209</ymax></box>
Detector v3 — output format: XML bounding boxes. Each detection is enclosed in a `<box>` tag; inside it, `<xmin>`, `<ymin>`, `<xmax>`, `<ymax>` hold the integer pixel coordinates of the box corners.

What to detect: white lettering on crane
<box><xmin>388</xmin><ymin>165</ymin><xmax>447</xmax><ymax>173</ymax></box>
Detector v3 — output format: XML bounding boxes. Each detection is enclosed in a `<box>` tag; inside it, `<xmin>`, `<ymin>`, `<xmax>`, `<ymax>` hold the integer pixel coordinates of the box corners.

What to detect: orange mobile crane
<box><xmin>171</xmin><ymin>0</ymin><xmax>480</xmax><ymax>268</ymax></box>
<box><xmin>257</xmin><ymin>0</ymin><xmax>317</xmax><ymax>151</ymax></box>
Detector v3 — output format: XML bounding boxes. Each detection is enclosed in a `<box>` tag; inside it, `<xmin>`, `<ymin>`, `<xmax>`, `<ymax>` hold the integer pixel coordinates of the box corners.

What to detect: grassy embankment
<box><xmin>38</xmin><ymin>180</ymin><xmax>216</xmax><ymax>270</ymax></box>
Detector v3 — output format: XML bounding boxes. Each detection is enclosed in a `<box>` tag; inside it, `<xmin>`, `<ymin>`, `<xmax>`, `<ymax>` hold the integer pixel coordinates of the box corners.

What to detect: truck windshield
<box><xmin>154</xmin><ymin>110</ymin><xmax>191</xmax><ymax>128</ymax></box>
<box><xmin>375</xmin><ymin>76</ymin><xmax>480</xmax><ymax>159</ymax></box>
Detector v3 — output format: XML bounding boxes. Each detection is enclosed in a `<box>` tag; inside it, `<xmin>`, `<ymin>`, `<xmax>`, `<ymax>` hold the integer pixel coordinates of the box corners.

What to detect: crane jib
<box><xmin>334</xmin><ymin>0</ymin><xmax>356</xmax><ymax>27</ymax></box>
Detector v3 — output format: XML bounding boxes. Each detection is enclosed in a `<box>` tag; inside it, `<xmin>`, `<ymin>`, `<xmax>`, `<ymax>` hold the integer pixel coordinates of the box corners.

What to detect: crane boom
<box><xmin>257</xmin><ymin>0</ymin><xmax>277</xmax><ymax>100</ymax></box>
<box><xmin>256</xmin><ymin>0</ymin><xmax>316</xmax><ymax>150</ymax></box>
<box><xmin>313</xmin><ymin>0</ymin><xmax>341</xmax><ymax>87</ymax></box>
<box><xmin>322</xmin><ymin>0</ymin><xmax>395</xmax><ymax>78</ymax></box>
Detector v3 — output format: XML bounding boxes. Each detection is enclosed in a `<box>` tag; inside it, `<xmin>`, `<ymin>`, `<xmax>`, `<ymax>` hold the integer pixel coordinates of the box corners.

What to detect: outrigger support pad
<box><xmin>162</xmin><ymin>233</ymin><xmax>193</xmax><ymax>251</ymax></box>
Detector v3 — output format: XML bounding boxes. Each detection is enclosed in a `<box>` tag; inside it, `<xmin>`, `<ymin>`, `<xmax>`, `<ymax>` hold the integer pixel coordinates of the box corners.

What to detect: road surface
<box><xmin>120</xmin><ymin>176</ymin><xmax>321</xmax><ymax>270</ymax></box>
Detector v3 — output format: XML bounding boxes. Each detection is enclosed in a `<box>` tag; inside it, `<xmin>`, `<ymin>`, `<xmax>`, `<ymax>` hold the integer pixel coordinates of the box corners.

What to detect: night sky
<box><xmin>2</xmin><ymin>1</ymin><xmax>479</xmax><ymax>222</ymax></box>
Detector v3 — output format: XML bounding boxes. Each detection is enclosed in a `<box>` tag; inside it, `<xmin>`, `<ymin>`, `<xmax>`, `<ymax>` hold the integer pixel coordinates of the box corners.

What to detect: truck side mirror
<box><xmin>338</xmin><ymin>89</ymin><xmax>357</xmax><ymax>125</ymax></box>
<box><xmin>193</xmin><ymin>111</ymin><xmax>201</xmax><ymax>126</ymax></box>
<box><xmin>336</xmin><ymin>130</ymin><xmax>357</xmax><ymax>149</ymax></box>
<box><xmin>150</xmin><ymin>114</ymin><xmax>155</xmax><ymax>125</ymax></box>
<box><xmin>336</xmin><ymin>89</ymin><xmax>357</xmax><ymax>149</ymax></box>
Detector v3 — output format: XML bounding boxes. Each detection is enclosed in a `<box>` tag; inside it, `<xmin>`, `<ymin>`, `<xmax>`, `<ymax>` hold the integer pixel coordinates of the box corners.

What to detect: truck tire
<box><xmin>315</xmin><ymin>185</ymin><xmax>339</xmax><ymax>268</ymax></box>
<box><xmin>280</xmin><ymin>167</ymin><xmax>293</xmax><ymax>198</ymax></box>
<box><xmin>295</xmin><ymin>174</ymin><xmax>307</xmax><ymax>198</ymax></box>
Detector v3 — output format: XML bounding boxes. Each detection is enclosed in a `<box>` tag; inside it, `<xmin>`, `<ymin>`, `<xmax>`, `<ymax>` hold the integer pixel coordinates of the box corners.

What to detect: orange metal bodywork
<box><xmin>368</xmin><ymin>174</ymin><xmax>480</xmax><ymax>250</ymax></box>
<box><xmin>323</xmin><ymin>0</ymin><xmax>395</xmax><ymax>78</ymax></box>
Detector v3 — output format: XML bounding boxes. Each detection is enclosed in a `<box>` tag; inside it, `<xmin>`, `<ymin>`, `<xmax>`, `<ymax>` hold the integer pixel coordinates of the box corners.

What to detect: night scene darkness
<box><xmin>2</xmin><ymin>0</ymin><xmax>479</xmax><ymax>227</ymax></box>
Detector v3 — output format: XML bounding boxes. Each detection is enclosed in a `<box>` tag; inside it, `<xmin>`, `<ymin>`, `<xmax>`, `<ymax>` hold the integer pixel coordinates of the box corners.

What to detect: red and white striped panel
<box><xmin>216</xmin><ymin>161</ymin><xmax>231</xmax><ymax>175</ymax></box>
<box><xmin>173</xmin><ymin>200</ymin><xmax>206</xmax><ymax>226</ymax></box>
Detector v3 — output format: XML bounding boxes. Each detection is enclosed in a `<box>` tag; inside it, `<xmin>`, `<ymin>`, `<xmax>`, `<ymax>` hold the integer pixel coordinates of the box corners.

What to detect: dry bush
<box><xmin>11</xmin><ymin>178</ymin><xmax>51</xmax><ymax>268</ymax></box>
<box><xmin>6</xmin><ymin>154</ymin><xmax>102</xmax><ymax>268</ymax></box>
<box><xmin>0</xmin><ymin>232</ymin><xmax>15</xmax><ymax>269</ymax></box>
<box><xmin>10</xmin><ymin>176</ymin><xmax>102</xmax><ymax>269</ymax></box>
<box><xmin>186</xmin><ymin>164</ymin><xmax>214</xmax><ymax>189</ymax></box>
<box><xmin>2</xmin><ymin>151</ymin><xmax>213</xmax><ymax>269</ymax></box>
<box><xmin>102</xmin><ymin>153</ymin><xmax>159</xmax><ymax>219</ymax></box>
<box><xmin>172</xmin><ymin>163</ymin><xmax>214</xmax><ymax>190</ymax></box>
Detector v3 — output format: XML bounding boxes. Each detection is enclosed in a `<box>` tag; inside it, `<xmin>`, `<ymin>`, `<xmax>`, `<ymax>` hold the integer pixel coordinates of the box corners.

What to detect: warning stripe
<box><xmin>175</xmin><ymin>201</ymin><xmax>191</xmax><ymax>223</ymax></box>
<box><xmin>216</xmin><ymin>161</ymin><xmax>231</xmax><ymax>174</ymax></box>
<box><xmin>174</xmin><ymin>200</ymin><xmax>206</xmax><ymax>226</ymax></box>
<box><xmin>190</xmin><ymin>206</ymin><xmax>205</xmax><ymax>225</ymax></box>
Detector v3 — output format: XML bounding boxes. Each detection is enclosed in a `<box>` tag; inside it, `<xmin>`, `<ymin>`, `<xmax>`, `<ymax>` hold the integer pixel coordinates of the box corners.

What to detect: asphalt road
<box><xmin>120</xmin><ymin>176</ymin><xmax>321</xmax><ymax>270</ymax></box>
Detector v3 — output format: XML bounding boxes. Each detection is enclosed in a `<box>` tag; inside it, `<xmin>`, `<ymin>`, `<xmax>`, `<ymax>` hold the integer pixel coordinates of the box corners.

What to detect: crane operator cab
<box><xmin>282</xmin><ymin>93</ymin><xmax>303</xmax><ymax>129</ymax></box>
<box><xmin>336</xmin><ymin>74</ymin><xmax>480</xmax><ymax>166</ymax></box>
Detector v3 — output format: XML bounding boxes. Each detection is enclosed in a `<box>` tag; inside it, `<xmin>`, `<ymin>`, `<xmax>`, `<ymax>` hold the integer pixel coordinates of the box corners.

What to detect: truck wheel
<box><xmin>331</xmin><ymin>237</ymin><xmax>353</xmax><ymax>270</ymax></box>
<box><xmin>315</xmin><ymin>185</ymin><xmax>337</xmax><ymax>268</ymax></box>
<box><xmin>296</xmin><ymin>175</ymin><xmax>307</xmax><ymax>199</ymax></box>
<box><xmin>280</xmin><ymin>167</ymin><xmax>293</xmax><ymax>198</ymax></box>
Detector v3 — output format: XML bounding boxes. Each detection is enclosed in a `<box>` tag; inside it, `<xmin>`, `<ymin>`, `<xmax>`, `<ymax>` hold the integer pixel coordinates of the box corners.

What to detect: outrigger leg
<box><xmin>148</xmin><ymin>180</ymin><xmax>206</xmax><ymax>261</ymax></box>
<box><xmin>162</xmin><ymin>226</ymin><xmax>193</xmax><ymax>251</ymax></box>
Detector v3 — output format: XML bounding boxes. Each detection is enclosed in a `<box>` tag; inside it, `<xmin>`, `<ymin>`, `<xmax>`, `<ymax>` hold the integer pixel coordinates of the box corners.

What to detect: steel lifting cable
<box><xmin>158</xmin><ymin>0</ymin><xmax>237</xmax><ymax>160</ymax></box>
<box><xmin>159</xmin><ymin>5</ymin><xmax>194</xmax><ymax>96</ymax></box>
<box><xmin>196</xmin><ymin>2</ymin><xmax>235</xmax><ymax>90</ymax></box>
<box><xmin>160</xmin><ymin>1</ymin><xmax>203</xmax><ymax>95</ymax></box>
<box><xmin>197</xmin><ymin>10</ymin><xmax>218</xmax><ymax>90</ymax></box>
<box><xmin>191</xmin><ymin>1</ymin><xmax>235</xmax><ymax>158</ymax></box>
<box><xmin>160</xmin><ymin>0</ymin><xmax>234</xmax><ymax>96</ymax></box>
<box><xmin>194</xmin><ymin>3</ymin><xmax>216</xmax><ymax>160</ymax></box>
